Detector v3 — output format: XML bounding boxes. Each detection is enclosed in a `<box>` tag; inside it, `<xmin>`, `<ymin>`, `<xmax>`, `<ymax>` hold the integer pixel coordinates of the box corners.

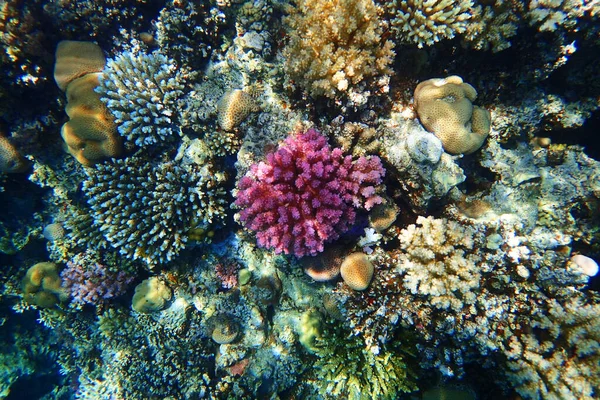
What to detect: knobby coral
<box><xmin>235</xmin><ymin>128</ymin><xmax>385</xmax><ymax>257</ymax></box>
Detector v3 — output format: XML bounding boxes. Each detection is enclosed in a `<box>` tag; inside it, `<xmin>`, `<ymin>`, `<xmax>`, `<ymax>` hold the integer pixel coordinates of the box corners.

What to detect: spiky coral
<box><xmin>235</xmin><ymin>128</ymin><xmax>385</xmax><ymax>257</ymax></box>
<box><xmin>83</xmin><ymin>156</ymin><xmax>227</xmax><ymax>266</ymax></box>
<box><xmin>312</xmin><ymin>323</ymin><xmax>417</xmax><ymax>399</ymax></box>
<box><xmin>97</xmin><ymin>50</ymin><xmax>185</xmax><ymax>148</ymax></box>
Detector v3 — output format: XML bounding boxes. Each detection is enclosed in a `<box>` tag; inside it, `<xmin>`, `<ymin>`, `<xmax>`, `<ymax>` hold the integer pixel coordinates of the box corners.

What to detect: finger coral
<box><xmin>386</xmin><ymin>0</ymin><xmax>475</xmax><ymax>48</ymax></box>
<box><xmin>234</xmin><ymin>128</ymin><xmax>385</xmax><ymax>258</ymax></box>
<box><xmin>283</xmin><ymin>0</ymin><xmax>394</xmax><ymax>105</ymax></box>
<box><xmin>97</xmin><ymin>50</ymin><xmax>185</xmax><ymax>148</ymax></box>
<box><xmin>83</xmin><ymin>156</ymin><xmax>227</xmax><ymax>266</ymax></box>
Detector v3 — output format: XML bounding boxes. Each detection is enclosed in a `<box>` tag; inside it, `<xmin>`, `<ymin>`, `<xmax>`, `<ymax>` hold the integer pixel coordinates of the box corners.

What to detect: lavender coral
<box><xmin>234</xmin><ymin>129</ymin><xmax>385</xmax><ymax>258</ymax></box>
<box><xmin>61</xmin><ymin>252</ymin><xmax>134</xmax><ymax>308</ymax></box>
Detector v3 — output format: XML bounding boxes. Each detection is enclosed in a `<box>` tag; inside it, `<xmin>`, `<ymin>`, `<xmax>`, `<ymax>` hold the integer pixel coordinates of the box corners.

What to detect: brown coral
<box><xmin>54</xmin><ymin>41</ymin><xmax>123</xmax><ymax>166</ymax></box>
<box><xmin>217</xmin><ymin>89</ymin><xmax>260</xmax><ymax>131</ymax></box>
<box><xmin>414</xmin><ymin>75</ymin><xmax>491</xmax><ymax>155</ymax></box>
<box><xmin>0</xmin><ymin>135</ymin><xmax>29</xmax><ymax>173</ymax></box>
<box><xmin>283</xmin><ymin>0</ymin><xmax>394</xmax><ymax>102</ymax></box>
<box><xmin>340</xmin><ymin>252</ymin><xmax>374</xmax><ymax>291</ymax></box>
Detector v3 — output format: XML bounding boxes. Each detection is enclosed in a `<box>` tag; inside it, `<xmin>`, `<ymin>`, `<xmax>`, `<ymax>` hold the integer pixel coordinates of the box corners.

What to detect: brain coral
<box><xmin>235</xmin><ymin>128</ymin><xmax>385</xmax><ymax>258</ymax></box>
<box><xmin>283</xmin><ymin>0</ymin><xmax>395</xmax><ymax>102</ymax></box>
<box><xmin>386</xmin><ymin>0</ymin><xmax>475</xmax><ymax>48</ymax></box>
<box><xmin>97</xmin><ymin>50</ymin><xmax>185</xmax><ymax>148</ymax></box>
<box><xmin>414</xmin><ymin>75</ymin><xmax>491</xmax><ymax>155</ymax></box>
<box><xmin>83</xmin><ymin>156</ymin><xmax>227</xmax><ymax>266</ymax></box>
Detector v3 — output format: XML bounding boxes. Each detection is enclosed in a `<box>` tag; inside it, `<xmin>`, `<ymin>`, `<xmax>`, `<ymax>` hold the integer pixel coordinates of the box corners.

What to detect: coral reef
<box><xmin>283</xmin><ymin>0</ymin><xmax>394</xmax><ymax>106</ymax></box>
<box><xmin>131</xmin><ymin>277</ymin><xmax>172</xmax><ymax>313</ymax></box>
<box><xmin>235</xmin><ymin>128</ymin><xmax>385</xmax><ymax>257</ymax></box>
<box><xmin>22</xmin><ymin>262</ymin><xmax>67</xmax><ymax>308</ymax></box>
<box><xmin>340</xmin><ymin>252</ymin><xmax>374</xmax><ymax>291</ymax></box>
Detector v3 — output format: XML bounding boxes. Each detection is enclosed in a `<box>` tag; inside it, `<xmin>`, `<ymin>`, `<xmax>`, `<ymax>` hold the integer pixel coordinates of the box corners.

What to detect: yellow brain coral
<box><xmin>54</xmin><ymin>41</ymin><xmax>122</xmax><ymax>166</ymax></box>
<box><xmin>217</xmin><ymin>89</ymin><xmax>260</xmax><ymax>131</ymax></box>
<box><xmin>414</xmin><ymin>75</ymin><xmax>491</xmax><ymax>155</ymax></box>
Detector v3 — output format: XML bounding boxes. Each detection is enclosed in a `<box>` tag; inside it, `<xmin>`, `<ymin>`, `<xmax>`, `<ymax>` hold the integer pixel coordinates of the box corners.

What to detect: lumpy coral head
<box><xmin>235</xmin><ymin>129</ymin><xmax>385</xmax><ymax>257</ymax></box>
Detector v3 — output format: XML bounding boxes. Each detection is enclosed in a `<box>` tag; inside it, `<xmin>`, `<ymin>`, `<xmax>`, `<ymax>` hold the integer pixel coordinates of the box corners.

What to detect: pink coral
<box><xmin>235</xmin><ymin>128</ymin><xmax>385</xmax><ymax>257</ymax></box>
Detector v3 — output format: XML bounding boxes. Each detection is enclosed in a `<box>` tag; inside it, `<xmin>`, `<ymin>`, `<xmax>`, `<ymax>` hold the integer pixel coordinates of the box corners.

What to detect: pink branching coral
<box><xmin>215</xmin><ymin>258</ymin><xmax>240</xmax><ymax>290</ymax></box>
<box><xmin>61</xmin><ymin>252</ymin><xmax>135</xmax><ymax>308</ymax></box>
<box><xmin>235</xmin><ymin>128</ymin><xmax>385</xmax><ymax>257</ymax></box>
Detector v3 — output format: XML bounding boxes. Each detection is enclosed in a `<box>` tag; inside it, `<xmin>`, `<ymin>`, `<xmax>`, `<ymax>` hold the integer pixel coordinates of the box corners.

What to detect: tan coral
<box><xmin>131</xmin><ymin>277</ymin><xmax>172</xmax><ymax>313</ymax></box>
<box><xmin>54</xmin><ymin>41</ymin><xmax>123</xmax><ymax>166</ymax></box>
<box><xmin>60</xmin><ymin>73</ymin><xmax>122</xmax><ymax>166</ymax></box>
<box><xmin>217</xmin><ymin>89</ymin><xmax>260</xmax><ymax>131</ymax></box>
<box><xmin>414</xmin><ymin>75</ymin><xmax>491</xmax><ymax>155</ymax></box>
<box><xmin>54</xmin><ymin>40</ymin><xmax>106</xmax><ymax>91</ymax></box>
<box><xmin>0</xmin><ymin>135</ymin><xmax>29</xmax><ymax>173</ymax></box>
<box><xmin>340</xmin><ymin>252</ymin><xmax>374</xmax><ymax>291</ymax></box>
<box><xmin>22</xmin><ymin>262</ymin><xmax>68</xmax><ymax>308</ymax></box>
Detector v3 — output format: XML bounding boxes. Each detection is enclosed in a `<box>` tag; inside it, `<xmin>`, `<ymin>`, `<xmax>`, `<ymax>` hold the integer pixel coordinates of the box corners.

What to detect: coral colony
<box><xmin>0</xmin><ymin>1</ymin><xmax>599</xmax><ymax>399</ymax></box>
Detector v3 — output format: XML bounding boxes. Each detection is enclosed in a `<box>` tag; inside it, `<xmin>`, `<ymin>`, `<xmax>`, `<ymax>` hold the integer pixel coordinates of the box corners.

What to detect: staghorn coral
<box><xmin>386</xmin><ymin>0</ymin><xmax>476</xmax><ymax>48</ymax></box>
<box><xmin>97</xmin><ymin>49</ymin><xmax>185</xmax><ymax>149</ymax></box>
<box><xmin>414</xmin><ymin>75</ymin><xmax>491</xmax><ymax>155</ymax></box>
<box><xmin>283</xmin><ymin>0</ymin><xmax>394</xmax><ymax>105</ymax></box>
<box><xmin>235</xmin><ymin>128</ymin><xmax>385</xmax><ymax>258</ymax></box>
<box><xmin>83</xmin><ymin>156</ymin><xmax>227</xmax><ymax>266</ymax></box>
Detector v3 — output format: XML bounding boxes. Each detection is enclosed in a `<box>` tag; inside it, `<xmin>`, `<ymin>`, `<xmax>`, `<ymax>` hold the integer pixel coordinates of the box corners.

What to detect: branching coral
<box><xmin>97</xmin><ymin>50</ymin><xmax>185</xmax><ymax>149</ymax></box>
<box><xmin>235</xmin><ymin>128</ymin><xmax>385</xmax><ymax>257</ymax></box>
<box><xmin>283</xmin><ymin>0</ymin><xmax>394</xmax><ymax>104</ymax></box>
<box><xmin>312</xmin><ymin>323</ymin><xmax>417</xmax><ymax>399</ymax></box>
<box><xmin>386</xmin><ymin>0</ymin><xmax>476</xmax><ymax>48</ymax></box>
<box><xmin>504</xmin><ymin>297</ymin><xmax>600</xmax><ymax>400</ymax></box>
<box><xmin>83</xmin><ymin>156</ymin><xmax>227</xmax><ymax>266</ymax></box>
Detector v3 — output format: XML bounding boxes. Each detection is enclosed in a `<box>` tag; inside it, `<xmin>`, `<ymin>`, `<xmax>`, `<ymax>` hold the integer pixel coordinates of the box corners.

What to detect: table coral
<box><xmin>97</xmin><ymin>49</ymin><xmax>185</xmax><ymax>148</ymax></box>
<box><xmin>83</xmin><ymin>156</ymin><xmax>227</xmax><ymax>266</ymax></box>
<box><xmin>234</xmin><ymin>128</ymin><xmax>385</xmax><ymax>257</ymax></box>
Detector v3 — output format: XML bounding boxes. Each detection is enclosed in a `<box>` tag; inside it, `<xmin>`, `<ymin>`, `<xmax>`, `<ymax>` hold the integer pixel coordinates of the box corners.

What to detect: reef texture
<box><xmin>0</xmin><ymin>1</ymin><xmax>599</xmax><ymax>399</ymax></box>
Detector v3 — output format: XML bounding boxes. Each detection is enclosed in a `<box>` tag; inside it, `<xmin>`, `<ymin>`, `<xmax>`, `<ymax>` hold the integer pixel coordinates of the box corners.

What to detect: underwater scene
<box><xmin>1</xmin><ymin>0</ymin><xmax>599</xmax><ymax>399</ymax></box>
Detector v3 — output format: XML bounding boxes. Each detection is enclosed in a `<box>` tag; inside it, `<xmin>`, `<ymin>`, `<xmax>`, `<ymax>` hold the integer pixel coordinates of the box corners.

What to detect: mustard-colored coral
<box><xmin>0</xmin><ymin>136</ymin><xmax>28</xmax><ymax>173</ymax></box>
<box><xmin>283</xmin><ymin>0</ymin><xmax>394</xmax><ymax>101</ymax></box>
<box><xmin>414</xmin><ymin>75</ymin><xmax>491</xmax><ymax>155</ymax></box>
<box><xmin>386</xmin><ymin>0</ymin><xmax>475</xmax><ymax>48</ymax></box>
<box><xmin>131</xmin><ymin>277</ymin><xmax>172</xmax><ymax>313</ymax></box>
<box><xmin>54</xmin><ymin>41</ymin><xmax>123</xmax><ymax>166</ymax></box>
<box><xmin>22</xmin><ymin>262</ymin><xmax>67</xmax><ymax>308</ymax></box>
<box><xmin>217</xmin><ymin>89</ymin><xmax>260</xmax><ymax>131</ymax></box>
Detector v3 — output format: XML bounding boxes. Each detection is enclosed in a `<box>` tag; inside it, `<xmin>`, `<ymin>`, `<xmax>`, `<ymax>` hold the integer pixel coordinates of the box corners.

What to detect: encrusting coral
<box><xmin>131</xmin><ymin>276</ymin><xmax>172</xmax><ymax>313</ymax></box>
<box><xmin>22</xmin><ymin>262</ymin><xmax>68</xmax><ymax>308</ymax></box>
<box><xmin>235</xmin><ymin>128</ymin><xmax>385</xmax><ymax>257</ymax></box>
<box><xmin>414</xmin><ymin>75</ymin><xmax>491</xmax><ymax>155</ymax></box>
<box><xmin>54</xmin><ymin>40</ymin><xmax>123</xmax><ymax>166</ymax></box>
<box><xmin>283</xmin><ymin>0</ymin><xmax>394</xmax><ymax>105</ymax></box>
<box><xmin>217</xmin><ymin>89</ymin><xmax>260</xmax><ymax>131</ymax></box>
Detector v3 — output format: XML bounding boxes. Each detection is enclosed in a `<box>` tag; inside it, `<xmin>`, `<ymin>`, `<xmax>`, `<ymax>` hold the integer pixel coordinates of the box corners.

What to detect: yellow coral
<box><xmin>340</xmin><ymin>252</ymin><xmax>374</xmax><ymax>291</ymax></box>
<box><xmin>414</xmin><ymin>75</ymin><xmax>491</xmax><ymax>155</ymax></box>
<box><xmin>54</xmin><ymin>42</ymin><xmax>123</xmax><ymax>166</ymax></box>
<box><xmin>0</xmin><ymin>135</ymin><xmax>28</xmax><ymax>173</ymax></box>
<box><xmin>131</xmin><ymin>277</ymin><xmax>172</xmax><ymax>313</ymax></box>
<box><xmin>217</xmin><ymin>89</ymin><xmax>260</xmax><ymax>131</ymax></box>
<box><xmin>22</xmin><ymin>262</ymin><xmax>67</xmax><ymax>308</ymax></box>
<box><xmin>54</xmin><ymin>40</ymin><xmax>106</xmax><ymax>91</ymax></box>
<box><xmin>283</xmin><ymin>0</ymin><xmax>394</xmax><ymax>100</ymax></box>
